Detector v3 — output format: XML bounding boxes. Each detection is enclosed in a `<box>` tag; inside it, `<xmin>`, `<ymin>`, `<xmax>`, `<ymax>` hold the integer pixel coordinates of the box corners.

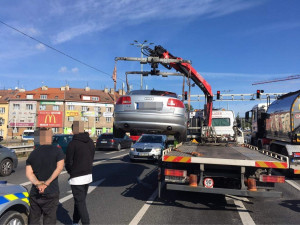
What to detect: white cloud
<box><xmin>71</xmin><ymin>67</ymin><xmax>79</xmax><ymax>73</ymax></box>
<box><xmin>59</xmin><ymin>66</ymin><xmax>68</xmax><ymax>73</ymax></box>
<box><xmin>36</xmin><ymin>43</ymin><xmax>46</xmax><ymax>51</ymax></box>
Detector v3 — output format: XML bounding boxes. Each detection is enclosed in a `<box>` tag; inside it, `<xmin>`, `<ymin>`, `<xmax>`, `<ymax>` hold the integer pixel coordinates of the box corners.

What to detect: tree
<box><xmin>184</xmin><ymin>104</ymin><xmax>194</xmax><ymax>112</ymax></box>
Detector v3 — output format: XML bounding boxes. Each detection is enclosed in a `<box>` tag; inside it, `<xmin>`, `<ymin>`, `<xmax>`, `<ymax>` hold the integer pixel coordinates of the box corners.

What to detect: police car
<box><xmin>0</xmin><ymin>181</ymin><xmax>29</xmax><ymax>225</ymax></box>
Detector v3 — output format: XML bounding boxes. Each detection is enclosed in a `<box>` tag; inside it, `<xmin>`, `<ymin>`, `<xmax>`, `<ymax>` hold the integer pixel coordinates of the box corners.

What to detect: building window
<box><xmin>68</xmin><ymin>105</ymin><xmax>74</xmax><ymax>110</ymax></box>
<box><xmin>106</xmin><ymin>117</ymin><xmax>111</xmax><ymax>123</ymax></box>
<box><xmin>92</xmin><ymin>96</ymin><xmax>99</xmax><ymax>101</ymax></box>
<box><xmin>82</xmin><ymin>106</ymin><xmax>88</xmax><ymax>111</ymax></box>
<box><xmin>0</xmin><ymin>107</ymin><xmax>5</xmax><ymax>114</ymax></box>
<box><xmin>13</xmin><ymin>104</ymin><xmax>20</xmax><ymax>110</ymax></box>
<box><xmin>16</xmin><ymin>95</ymin><xmax>20</xmax><ymax>98</ymax></box>
<box><xmin>52</xmin><ymin>128</ymin><xmax>59</xmax><ymax>134</ymax></box>
<box><xmin>39</xmin><ymin>104</ymin><xmax>46</xmax><ymax>110</ymax></box>
<box><xmin>26</xmin><ymin>95</ymin><xmax>33</xmax><ymax>99</ymax></box>
<box><xmin>95</xmin><ymin>117</ymin><xmax>100</xmax><ymax>122</ymax></box>
<box><xmin>55</xmin><ymin>96</ymin><xmax>58</xmax><ymax>99</ymax></box>
<box><xmin>106</xmin><ymin>107</ymin><xmax>112</xmax><ymax>112</ymax></box>
<box><xmin>96</xmin><ymin>129</ymin><xmax>102</xmax><ymax>136</ymax></box>
<box><xmin>106</xmin><ymin>128</ymin><xmax>111</xmax><ymax>133</ymax></box>
<box><xmin>53</xmin><ymin>105</ymin><xmax>59</xmax><ymax>111</ymax></box>
<box><xmin>81</xmin><ymin>117</ymin><xmax>88</xmax><ymax>122</ymax></box>
<box><xmin>26</xmin><ymin>104</ymin><xmax>33</xmax><ymax>110</ymax></box>
<box><xmin>0</xmin><ymin>129</ymin><xmax>3</xmax><ymax>136</ymax></box>
<box><xmin>68</xmin><ymin>116</ymin><xmax>74</xmax><ymax>122</ymax></box>
<box><xmin>0</xmin><ymin>118</ymin><xmax>4</xmax><ymax>126</ymax></box>
<box><xmin>40</xmin><ymin>95</ymin><xmax>47</xmax><ymax>99</ymax></box>
<box><xmin>95</xmin><ymin>107</ymin><xmax>100</xmax><ymax>112</ymax></box>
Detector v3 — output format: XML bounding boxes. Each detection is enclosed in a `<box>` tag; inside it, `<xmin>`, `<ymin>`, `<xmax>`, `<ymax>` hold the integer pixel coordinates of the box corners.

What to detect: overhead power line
<box><xmin>252</xmin><ymin>74</ymin><xmax>300</xmax><ymax>85</ymax></box>
<box><xmin>0</xmin><ymin>20</ymin><xmax>111</xmax><ymax>76</ymax></box>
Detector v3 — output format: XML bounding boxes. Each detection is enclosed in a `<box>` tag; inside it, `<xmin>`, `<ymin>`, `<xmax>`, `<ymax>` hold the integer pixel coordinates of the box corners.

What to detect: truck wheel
<box><xmin>0</xmin><ymin>211</ymin><xmax>27</xmax><ymax>225</ymax></box>
<box><xmin>0</xmin><ymin>159</ymin><xmax>13</xmax><ymax>176</ymax></box>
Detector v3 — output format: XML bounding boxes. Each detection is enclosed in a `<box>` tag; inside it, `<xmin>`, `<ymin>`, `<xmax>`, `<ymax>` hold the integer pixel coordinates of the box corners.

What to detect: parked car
<box><xmin>21</xmin><ymin>130</ymin><xmax>34</xmax><ymax>141</ymax></box>
<box><xmin>129</xmin><ymin>134</ymin><xmax>167</xmax><ymax>161</ymax></box>
<box><xmin>34</xmin><ymin>134</ymin><xmax>73</xmax><ymax>154</ymax></box>
<box><xmin>0</xmin><ymin>181</ymin><xmax>29</xmax><ymax>224</ymax></box>
<box><xmin>114</xmin><ymin>90</ymin><xmax>187</xmax><ymax>142</ymax></box>
<box><xmin>0</xmin><ymin>145</ymin><xmax>18</xmax><ymax>176</ymax></box>
<box><xmin>96</xmin><ymin>133</ymin><xmax>133</xmax><ymax>151</ymax></box>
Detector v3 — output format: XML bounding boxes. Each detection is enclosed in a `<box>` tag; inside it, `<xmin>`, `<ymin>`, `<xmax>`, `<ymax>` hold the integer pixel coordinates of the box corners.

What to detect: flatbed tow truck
<box><xmin>114</xmin><ymin>45</ymin><xmax>290</xmax><ymax>198</ymax></box>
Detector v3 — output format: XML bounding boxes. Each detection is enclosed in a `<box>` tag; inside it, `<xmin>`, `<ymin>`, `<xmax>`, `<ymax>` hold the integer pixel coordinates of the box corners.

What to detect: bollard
<box><xmin>189</xmin><ymin>174</ymin><xmax>197</xmax><ymax>187</ymax></box>
<box><xmin>247</xmin><ymin>178</ymin><xmax>257</xmax><ymax>191</ymax></box>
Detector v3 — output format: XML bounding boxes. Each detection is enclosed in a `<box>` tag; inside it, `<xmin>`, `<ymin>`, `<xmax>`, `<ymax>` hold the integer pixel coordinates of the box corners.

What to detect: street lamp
<box><xmin>130</xmin><ymin>40</ymin><xmax>154</xmax><ymax>89</ymax></box>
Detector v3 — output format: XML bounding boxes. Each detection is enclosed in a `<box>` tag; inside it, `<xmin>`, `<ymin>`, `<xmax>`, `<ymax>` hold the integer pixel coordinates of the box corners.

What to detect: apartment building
<box><xmin>0</xmin><ymin>90</ymin><xmax>19</xmax><ymax>139</ymax></box>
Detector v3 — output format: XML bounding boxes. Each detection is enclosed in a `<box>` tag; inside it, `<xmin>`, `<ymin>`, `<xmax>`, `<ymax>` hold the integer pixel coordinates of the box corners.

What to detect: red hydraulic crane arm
<box><xmin>147</xmin><ymin>46</ymin><xmax>213</xmax><ymax>126</ymax></box>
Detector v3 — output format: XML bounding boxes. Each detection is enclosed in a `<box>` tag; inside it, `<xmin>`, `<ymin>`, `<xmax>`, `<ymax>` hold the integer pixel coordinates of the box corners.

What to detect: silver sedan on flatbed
<box><xmin>113</xmin><ymin>90</ymin><xmax>187</xmax><ymax>141</ymax></box>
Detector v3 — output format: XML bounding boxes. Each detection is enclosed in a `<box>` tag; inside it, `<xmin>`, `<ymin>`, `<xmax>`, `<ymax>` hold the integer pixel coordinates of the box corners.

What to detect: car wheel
<box><xmin>116</xmin><ymin>143</ymin><xmax>121</xmax><ymax>151</ymax></box>
<box><xmin>0</xmin><ymin>159</ymin><xmax>13</xmax><ymax>176</ymax></box>
<box><xmin>0</xmin><ymin>210</ymin><xmax>27</xmax><ymax>225</ymax></box>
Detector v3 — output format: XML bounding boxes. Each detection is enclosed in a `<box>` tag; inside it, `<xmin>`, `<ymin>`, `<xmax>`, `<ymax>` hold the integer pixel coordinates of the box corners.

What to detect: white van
<box><xmin>21</xmin><ymin>130</ymin><xmax>35</xmax><ymax>141</ymax></box>
<box><xmin>211</xmin><ymin>110</ymin><xmax>235</xmax><ymax>140</ymax></box>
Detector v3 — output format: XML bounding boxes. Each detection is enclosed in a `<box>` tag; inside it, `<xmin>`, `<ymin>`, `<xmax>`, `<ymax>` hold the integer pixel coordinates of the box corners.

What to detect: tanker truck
<box><xmin>245</xmin><ymin>90</ymin><xmax>300</xmax><ymax>175</ymax></box>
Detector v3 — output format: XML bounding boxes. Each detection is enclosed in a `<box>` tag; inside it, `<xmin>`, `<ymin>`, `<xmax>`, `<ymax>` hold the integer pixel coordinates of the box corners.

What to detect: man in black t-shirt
<box><xmin>26</xmin><ymin>128</ymin><xmax>65</xmax><ymax>225</ymax></box>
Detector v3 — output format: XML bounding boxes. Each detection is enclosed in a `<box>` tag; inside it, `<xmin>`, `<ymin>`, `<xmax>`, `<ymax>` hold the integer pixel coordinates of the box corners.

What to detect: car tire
<box><xmin>0</xmin><ymin>210</ymin><xmax>27</xmax><ymax>225</ymax></box>
<box><xmin>113</xmin><ymin>124</ymin><xmax>126</xmax><ymax>138</ymax></box>
<box><xmin>116</xmin><ymin>143</ymin><xmax>121</xmax><ymax>151</ymax></box>
<box><xmin>0</xmin><ymin>159</ymin><xmax>13</xmax><ymax>176</ymax></box>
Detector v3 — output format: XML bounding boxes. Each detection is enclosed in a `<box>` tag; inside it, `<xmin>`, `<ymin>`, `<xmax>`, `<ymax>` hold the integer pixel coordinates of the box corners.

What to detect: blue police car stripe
<box><xmin>0</xmin><ymin>192</ymin><xmax>29</xmax><ymax>206</ymax></box>
<box><xmin>14</xmin><ymin>193</ymin><xmax>27</xmax><ymax>199</ymax></box>
<box><xmin>0</xmin><ymin>196</ymin><xmax>10</xmax><ymax>204</ymax></box>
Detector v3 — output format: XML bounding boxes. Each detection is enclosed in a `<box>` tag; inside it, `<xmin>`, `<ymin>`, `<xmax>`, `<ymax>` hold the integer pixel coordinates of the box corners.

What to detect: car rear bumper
<box><xmin>96</xmin><ymin>143</ymin><xmax>118</xmax><ymax>149</ymax></box>
<box><xmin>114</xmin><ymin>112</ymin><xmax>186</xmax><ymax>134</ymax></box>
<box><xmin>129</xmin><ymin>151</ymin><xmax>161</xmax><ymax>160</ymax></box>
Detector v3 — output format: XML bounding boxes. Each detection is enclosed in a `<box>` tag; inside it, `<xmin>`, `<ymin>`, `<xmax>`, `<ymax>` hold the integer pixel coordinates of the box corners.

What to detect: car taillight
<box><xmin>110</xmin><ymin>139</ymin><xmax>115</xmax><ymax>143</ymax></box>
<box><xmin>167</xmin><ymin>98</ymin><xmax>184</xmax><ymax>108</ymax></box>
<box><xmin>165</xmin><ymin>169</ymin><xmax>187</xmax><ymax>177</ymax></box>
<box><xmin>57</xmin><ymin>144</ymin><xmax>62</xmax><ymax>149</ymax></box>
<box><xmin>259</xmin><ymin>175</ymin><xmax>285</xmax><ymax>183</ymax></box>
<box><xmin>116</xmin><ymin>96</ymin><xmax>131</xmax><ymax>105</ymax></box>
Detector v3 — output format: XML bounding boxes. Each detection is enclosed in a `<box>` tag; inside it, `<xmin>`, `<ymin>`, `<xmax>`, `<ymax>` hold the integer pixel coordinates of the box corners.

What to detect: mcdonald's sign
<box><xmin>37</xmin><ymin>111</ymin><xmax>63</xmax><ymax>127</ymax></box>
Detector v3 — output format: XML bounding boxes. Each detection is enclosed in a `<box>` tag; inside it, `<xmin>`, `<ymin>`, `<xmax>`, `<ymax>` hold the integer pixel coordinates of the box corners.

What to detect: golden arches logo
<box><xmin>44</xmin><ymin>114</ymin><xmax>56</xmax><ymax>124</ymax></box>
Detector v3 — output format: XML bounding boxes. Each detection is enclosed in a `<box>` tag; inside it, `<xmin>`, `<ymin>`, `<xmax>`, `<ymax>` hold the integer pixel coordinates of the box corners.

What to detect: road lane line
<box><xmin>129</xmin><ymin>188</ymin><xmax>158</xmax><ymax>225</ymax></box>
<box><xmin>226</xmin><ymin>197</ymin><xmax>255</xmax><ymax>225</ymax></box>
<box><xmin>285</xmin><ymin>180</ymin><xmax>300</xmax><ymax>191</ymax></box>
<box><xmin>105</xmin><ymin>149</ymin><xmax>126</xmax><ymax>155</ymax></box>
<box><xmin>59</xmin><ymin>178</ymin><xmax>105</xmax><ymax>204</ymax></box>
<box><xmin>20</xmin><ymin>153</ymin><xmax>127</xmax><ymax>186</ymax></box>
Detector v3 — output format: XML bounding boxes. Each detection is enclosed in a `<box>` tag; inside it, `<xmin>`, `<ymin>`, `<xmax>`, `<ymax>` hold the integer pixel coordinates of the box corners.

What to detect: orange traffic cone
<box><xmin>247</xmin><ymin>178</ymin><xmax>257</xmax><ymax>191</ymax></box>
<box><xmin>189</xmin><ymin>174</ymin><xmax>197</xmax><ymax>187</ymax></box>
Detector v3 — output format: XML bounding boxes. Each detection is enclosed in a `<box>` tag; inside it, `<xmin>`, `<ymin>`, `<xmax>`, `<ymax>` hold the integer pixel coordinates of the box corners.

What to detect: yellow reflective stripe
<box><xmin>179</xmin><ymin>157</ymin><xmax>191</xmax><ymax>163</ymax></box>
<box><xmin>273</xmin><ymin>162</ymin><xmax>286</xmax><ymax>169</ymax></box>
<box><xmin>23</xmin><ymin>192</ymin><xmax>29</xmax><ymax>197</ymax></box>
<box><xmin>21</xmin><ymin>198</ymin><xmax>30</xmax><ymax>204</ymax></box>
<box><xmin>4</xmin><ymin>194</ymin><xmax>18</xmax><ymax>201</ymax></box>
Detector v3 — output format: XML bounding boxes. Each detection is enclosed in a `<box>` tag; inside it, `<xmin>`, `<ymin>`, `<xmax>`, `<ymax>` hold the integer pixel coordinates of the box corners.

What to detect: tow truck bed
<box><xmin>163</xmin><ymin>143</ymin><xmax>288</xmax><ymax>168</ymax></box>
<box><xmin>159</xmin><ymin>143</ymin><xmax>289</xmax><ymax>198</ymax></box>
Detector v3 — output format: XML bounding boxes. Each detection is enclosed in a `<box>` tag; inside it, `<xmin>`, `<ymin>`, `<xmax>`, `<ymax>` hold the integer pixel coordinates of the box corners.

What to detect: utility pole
<box><xmin>130</xmin><ymin>40</ymin><xmax>154</xmax><ymax>89</ymax></box>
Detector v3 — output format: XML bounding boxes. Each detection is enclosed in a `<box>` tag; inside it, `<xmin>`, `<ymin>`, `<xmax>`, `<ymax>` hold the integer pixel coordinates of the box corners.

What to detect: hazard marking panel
<box><xmin>204</xmin><ymin>178</ymin><xmax>214</xmax><ymax>188</ymax></box>
<box><xmin>163</xmin><ymin>156</ymin><xmax>191</xmax><ymax>163</ymax></box>
<box><xmin>294</xmin><ymin>170</ymin><xmax>300</xmax><ymax>174</ymax></box>
<box><xmin>255</xmin><ymin>161</ymin><xmax>288</xmax><ymax>169</ymax></box>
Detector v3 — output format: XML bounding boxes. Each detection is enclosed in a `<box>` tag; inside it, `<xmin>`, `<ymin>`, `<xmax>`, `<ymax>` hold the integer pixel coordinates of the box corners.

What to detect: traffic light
<box><xmin>184</xmin><ymin>91</ymin><xmax>188</xmax><ymax>100</ymax></box>
<box><xmin>217</xmin><ymin>91</ymin><xmax>220</xmax><ymax>100</ymax></box>
<box><xmin>256</xmin><ymin>90</ymin><xmax>261</xmax><ymax>99</ymax></box>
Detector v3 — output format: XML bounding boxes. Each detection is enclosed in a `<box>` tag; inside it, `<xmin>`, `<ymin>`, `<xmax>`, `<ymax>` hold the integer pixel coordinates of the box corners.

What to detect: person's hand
<box><xmin>38</xmin><ymin>183</ymin><xmax>48</xmax><ymax>193</ymax></box>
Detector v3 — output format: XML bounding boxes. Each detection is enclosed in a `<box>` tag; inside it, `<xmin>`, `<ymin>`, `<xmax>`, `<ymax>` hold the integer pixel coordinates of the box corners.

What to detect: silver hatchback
<box><xmin>114</xmin><ymin>90</ymin><xmax>187</xmax><ymax>141</ymax></box>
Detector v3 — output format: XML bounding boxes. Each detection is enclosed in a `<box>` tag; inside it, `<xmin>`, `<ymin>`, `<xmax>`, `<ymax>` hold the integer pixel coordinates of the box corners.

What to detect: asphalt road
<box><xmin>1</xmin><ymin>148</ymin><xmax>300</xmax><ymax>225</ymax></box>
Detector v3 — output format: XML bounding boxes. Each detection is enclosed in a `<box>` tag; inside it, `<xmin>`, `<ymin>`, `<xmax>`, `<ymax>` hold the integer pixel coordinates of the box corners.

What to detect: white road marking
<box><xmin>285</xmin><ymin>180</ymin><xmax>300</xmax><ymax>191</ymax></box>
<box><xmin>129</xmin><ymin>188</ymin><xmax>158</xmax><ymax>225</ymax></box>
<box><xmin>59</xmin><ymin>178</ymin><xmax>105</xmax><ymax>204</ymax></box>
<box><xmin>20</xmin><ymin>153</ymin><xmax>127</xmax><ymax>186</ymax></box>
<box><xmin>225</xmin><ymin>196</ymin><xmax>255</xmax><ymax>225</ymax></box>
<box><xmin>105</xmin><ymin>149</ymin><xmax>126</xmax><ymax>155</ymax></box>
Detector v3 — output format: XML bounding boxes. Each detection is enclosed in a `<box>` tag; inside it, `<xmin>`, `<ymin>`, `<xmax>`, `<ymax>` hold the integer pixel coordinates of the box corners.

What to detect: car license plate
<box><xmin>101</xmin><ymin>141</ymin><xmax>107</xmax><ymax>143</ymax></box>
<box><xmin>139</xmin><ymin>153</ymin><xmax>148</xmax><ymax>156</ymax></box>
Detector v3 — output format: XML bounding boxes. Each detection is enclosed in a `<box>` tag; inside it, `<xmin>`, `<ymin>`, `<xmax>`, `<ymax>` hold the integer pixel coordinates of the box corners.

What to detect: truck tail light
<box><xmin>116</xmin><ymin>96</ymin><xmax>131</xmax><ymax>105</ymax></box>
<box><xmin>167</xmin><ymin>98</ymin><xmax>184</xmax><ymax>108</ymax></box>
<box><xmin>259</xmin><ymin>175</ymin><xmax>285</xmax><ymax>183</ymax></box>
<box><xmin>293</xmin><ymin>152</ymin><xmax>300</xmax><ymax>158</ymax></box>
<box><xmin>164</xmin><ymin>169</ymin><xmax>187</xmax><ymax>177</ymax></box>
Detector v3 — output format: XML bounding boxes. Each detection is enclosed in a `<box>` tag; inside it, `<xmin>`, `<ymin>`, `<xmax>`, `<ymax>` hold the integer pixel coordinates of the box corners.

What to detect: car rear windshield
<box><xmin>138</xmin><ymin>136</ymin><xmax>163</xmax><ymax>143</ymax></box>
<box><xmin>99</xmin><ymin>134</ymin><xmax>114</xmax><ymax>139</ymax></box>
<box><xmin>129</xmin><ymin>90</ymin><xmax>177</xmax><ymax>98</ymax></box>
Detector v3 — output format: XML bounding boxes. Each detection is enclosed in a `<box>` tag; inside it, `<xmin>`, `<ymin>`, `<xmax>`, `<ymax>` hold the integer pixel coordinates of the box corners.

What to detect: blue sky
<box><xmin>0</xmin><ymin>0</ymin><xmax>299</xmax><ymax>115</ymax></box>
